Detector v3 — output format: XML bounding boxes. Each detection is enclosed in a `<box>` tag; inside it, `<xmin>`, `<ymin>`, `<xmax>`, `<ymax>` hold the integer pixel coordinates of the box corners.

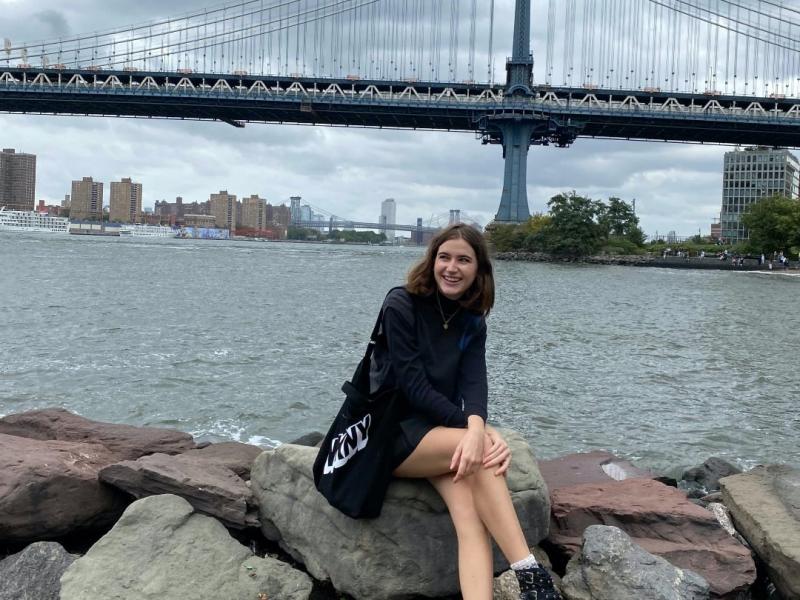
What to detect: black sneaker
<box><xmin>515</xmin><ymin>564</ymin><xmax>562</xmax><ymax>600</ymax></box>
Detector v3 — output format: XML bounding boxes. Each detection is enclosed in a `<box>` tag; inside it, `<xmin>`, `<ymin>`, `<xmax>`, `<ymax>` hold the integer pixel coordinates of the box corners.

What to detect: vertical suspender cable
<box><xmin>488</xmin><ymin>0</ymin><xmax>494</xmax><ymax>84</ymax></box>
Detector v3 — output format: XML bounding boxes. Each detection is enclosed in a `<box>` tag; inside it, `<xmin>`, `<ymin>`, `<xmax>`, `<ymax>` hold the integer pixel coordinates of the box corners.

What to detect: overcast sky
<box><xmin>0</xmin><ymin>0</ymin><xmax>758</xmax><ymax>237</ymax></box>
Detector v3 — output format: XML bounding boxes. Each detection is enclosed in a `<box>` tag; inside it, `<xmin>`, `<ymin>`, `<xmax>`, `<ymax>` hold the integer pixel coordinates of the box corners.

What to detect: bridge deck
<box><xmin>2</xmin><ymin>69</ymin><xmax>800</xmax><ymax>147</ymax></box>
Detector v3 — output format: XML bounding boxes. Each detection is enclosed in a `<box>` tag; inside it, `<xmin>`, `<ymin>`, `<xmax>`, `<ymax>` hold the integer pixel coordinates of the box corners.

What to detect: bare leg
<box><xmin>429</xmin><ymin>474</ymin><xmax>493</xmax><ymax>600</ymax></box>
<box><xmin>394</xmin><ymin>427</ymin><xmax>531</xmax><ymax>587</ymax></box>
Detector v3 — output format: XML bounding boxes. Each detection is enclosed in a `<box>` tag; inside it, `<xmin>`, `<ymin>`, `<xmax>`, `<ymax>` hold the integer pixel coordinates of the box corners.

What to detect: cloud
<box><xmin>33</xmin><ymin>10</ymin><xmax>70</xmax><ymax>38</ymax></box>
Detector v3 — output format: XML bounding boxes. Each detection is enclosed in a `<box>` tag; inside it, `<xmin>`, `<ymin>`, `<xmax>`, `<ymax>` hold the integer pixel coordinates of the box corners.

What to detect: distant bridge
<box><xmin>295</xmin><ymin>218</ymin><xmax>439</xmax><ymax>234</ymax></box>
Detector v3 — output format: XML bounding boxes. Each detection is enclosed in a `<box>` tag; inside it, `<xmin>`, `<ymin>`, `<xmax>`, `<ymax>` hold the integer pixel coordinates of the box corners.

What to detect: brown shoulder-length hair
<box><xmin>406</xmin><ymin>223</ymin><xmax>495</xmax><ymax>315</ymax></box>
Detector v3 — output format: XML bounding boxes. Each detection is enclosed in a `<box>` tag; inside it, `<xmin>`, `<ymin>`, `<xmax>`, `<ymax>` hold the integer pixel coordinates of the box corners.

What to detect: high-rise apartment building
<box><xmin>0</xmin><ymin>148</ymin><xmax>37</xmax><ymax>211</ymax></box>
<box><xmin>70</xmin><ymin>177</ymin><xmax>104</xmax><ymax>221</ymax></box>
<box><xmin>720</xmin><ymin>146</ymin><xmax>800</xmax><ymax>243</ymax></box>
<box><xmin>210</xmin><ymin>190</ymin><xmax>237</xmax><ymax>231</ymax></box>
<box><xmin>380</xmin><ymin>198</ymin><xmax>396</xmax><ymax>242</ymax></box>
<box><xmin>239</xmin><ymin>195</ymin><xmax>268</xmax><ymax>231</ymax></box>
<box><xmin>109</xmin><ymin>178</ymin><xmax>143</xmax><ymax>223</ymax></box>
<box><xmin>270</xmin><ymin>204</ymin><xmax>291</xmax><ymax>228</ymax></box>
<box><xmin>289</xmin><ymin>196</ymin><xmax>302</xmax><ymax>224</ymax></box>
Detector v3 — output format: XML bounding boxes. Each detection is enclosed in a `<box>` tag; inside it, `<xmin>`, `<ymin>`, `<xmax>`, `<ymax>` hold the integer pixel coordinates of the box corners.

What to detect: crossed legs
<box><xmin>393</xmin><ymin>426</ymin><xmax>530</xmax><ymax>600</ymax></box>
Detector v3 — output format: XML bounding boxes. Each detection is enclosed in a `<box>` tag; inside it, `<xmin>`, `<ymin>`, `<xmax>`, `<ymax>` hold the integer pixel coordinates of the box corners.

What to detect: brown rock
<box><xmin>0</xmin><ymin>408</ymin><xmax>195</xmax><ymax>461</ymax></box>
<box><xmin>182</xmin><ymin>441</ymin><xmax>264</xmax><ymax>479</ymax></box>
<box><xmin>99</xmin><ymin>452</ymin><xmax>258</xmax><ymax>529</ymax></box>
<box><xmin>549</xmin><ymin>478</ymin><xmax>755</xmax><ymax>598</ymax></box>
<box><xmin>538</xmin><ymin>450</ymin><xmax>654</xmax><ymax>491</ymax></box>
<box><xmin>721</xmin><ymin>465</ymin><xmax>800</xmax><ymax>600</ymax></box>
<box><xmin>0</xmin><ymin>434</ymin><xmax>129</xmax><ymax>542</ymax></box>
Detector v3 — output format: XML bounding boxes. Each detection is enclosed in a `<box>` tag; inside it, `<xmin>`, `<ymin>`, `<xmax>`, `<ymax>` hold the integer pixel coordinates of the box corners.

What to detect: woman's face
<box><xmin>434</xmin><ymin>237</ymin><xmax>478</xmax><ymax>300</ymax></box>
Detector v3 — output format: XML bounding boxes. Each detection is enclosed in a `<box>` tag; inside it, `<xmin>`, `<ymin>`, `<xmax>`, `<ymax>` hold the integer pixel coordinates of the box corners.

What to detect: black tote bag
<box><xmin>312</xmin><ymin>298</ymin><xmax>405</xmax><ymax>519</ymax></box>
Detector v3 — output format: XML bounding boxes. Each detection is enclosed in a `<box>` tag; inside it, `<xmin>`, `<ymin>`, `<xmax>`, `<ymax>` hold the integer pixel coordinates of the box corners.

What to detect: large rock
<box><xmin>99</xmin><ymin>452</ymin><xmax>258</xmax><ymax>528</ymax></box>
<box><xmin>0</xmin><ymin>541</ymin><xmax>76</xmax><ymax>600</ymax></box>
<box><xmin>251</xmin><ymin>430</ymin><xmax>550</xmax><ymax>599</ymax></box>
<box><xmin>720</xmin><ymin>465</ymin><xmax>800</xmax><ymax>600</ymax></box>
<box><xmin>682</xmin><ymin>457</ymin><xmax>742</xmax><ymax>498</ymax></box>
<box><xmin>0</xmin><ymin>408</ymin><xmax>195</xmax><ymax>460</ymax></box>
<box><xmin>538</xmin><ymin>451</ymin><xmax>654</xmax><ymax>489</ymax></box>
<box><xmin>561</xmin><ymin>525</ymin><xmax>710</xmax><ymax>600</ymax></box>
<box><xmin>60</xmin><ymin>494</ymin><xmax>312</xmax><ymax>600</ymax></box>
<box><xmin>549</xmin><ymin>478</ymin><xmax>755</xmax><ymax>598</ymax></box>
<box><xmin>0</xmin><ymin>433</ymin><xmax>128</xmax><ymax>542</ymax></box>
<box><xmin>181</xmin><ymin>441</ymin><xmax>264</xmax><ymax>479</ymax></box>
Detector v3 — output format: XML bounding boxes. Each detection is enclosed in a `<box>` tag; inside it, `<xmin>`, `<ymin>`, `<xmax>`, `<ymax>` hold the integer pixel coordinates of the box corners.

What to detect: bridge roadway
<box><xmin>1</xmin><ymin>68</ymin><xmax>800</xmax><ymax>147</ymax></box>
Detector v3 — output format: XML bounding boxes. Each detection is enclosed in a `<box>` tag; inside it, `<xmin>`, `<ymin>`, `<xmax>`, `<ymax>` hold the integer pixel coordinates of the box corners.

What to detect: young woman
<box><xmin>371</xmin><ymin>223</ymin><xmax>561</xmax><ymax>600</ymax></box>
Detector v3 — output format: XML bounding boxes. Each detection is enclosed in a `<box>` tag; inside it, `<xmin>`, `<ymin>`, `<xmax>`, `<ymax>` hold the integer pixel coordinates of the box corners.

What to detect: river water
<box><xmin>1</xmin><ymin>232</ymin><xmax>798</xmax><ymax>474</ymax></box>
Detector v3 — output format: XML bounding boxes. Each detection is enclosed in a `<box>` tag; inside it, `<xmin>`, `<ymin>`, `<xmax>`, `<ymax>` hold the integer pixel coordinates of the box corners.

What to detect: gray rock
<box><xmin>99</xmin><ymin>452</ymin><xmax>259</xmax><ymax>529</ymax></box>
<box><xmin>251</xmin><ymin>429</ymin><xmax>550</xmax><ymax>599</ymax></box>
<box><xmin>0</xmin><ymin>433</ymin><xmax>129</xmax><ymax>542</ymax></box>
<box><xmin>290</xmin><ymin>431</ymin><xmax>324</xmax><ymax>447</ymax></box>
<box><xmin>720</xmin><ymin>464</ymin><xmax>800</xmax><ymax>600</ymax></box>
<box><xmin>0</xmin><ymin>408</ymin><xmax>195</xmax><ymax>460</ymax></box>
<box><xmin>181</xmin><ymin>441</ymin><xmax>265</xmax><ymax>479</ymax></box>
<box><xmin>60</xmin><ymin>494</ymin><xmax>312</xmax><ymax>600</ymax></box>
<box><xmin>682</xmin><ymin>457</ymin><xmax>742</xmax><ymax>496</ymax></box>
<box><xmin>0</xmin><ymin>541</ymin><xmax>76</xmax><ymax>600</ymax></box>
<box><xmin>561</xmin><ymin>525</ymin><xmax>710</xmax><ymax>600</ymax></box>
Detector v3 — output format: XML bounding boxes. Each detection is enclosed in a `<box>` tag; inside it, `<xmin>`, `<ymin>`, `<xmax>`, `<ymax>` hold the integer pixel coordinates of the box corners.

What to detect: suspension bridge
<box><xmin>1</xmin><ymin>0</ymin><xmax>800</xmax><ymax>223</ymax></box>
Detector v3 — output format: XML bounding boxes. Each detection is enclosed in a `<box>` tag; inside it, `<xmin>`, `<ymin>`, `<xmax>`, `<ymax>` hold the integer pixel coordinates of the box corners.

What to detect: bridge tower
<box><xmin>492</xmin><ymin>0</ymin><xmax>535</xmax><ymax>224</ymax></box>
<box><xmin>482</xmin><ymin>0</ymin><xmax>581</xmax><ymax>224</ymax></box>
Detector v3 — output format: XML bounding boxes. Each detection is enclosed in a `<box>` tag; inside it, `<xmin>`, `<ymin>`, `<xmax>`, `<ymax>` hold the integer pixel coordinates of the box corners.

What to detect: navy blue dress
<box><xmin>370</xmin><ymin>287</ymin><xmax>488</xmax><ymax>469</ymax></box>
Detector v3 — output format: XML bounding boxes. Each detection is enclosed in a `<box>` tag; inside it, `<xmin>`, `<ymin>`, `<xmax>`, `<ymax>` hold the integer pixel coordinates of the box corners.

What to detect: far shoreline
<box><xmin>494</xmin><ymin>251</ymin><xmax>800</xmax><ymax>273</ymax></box>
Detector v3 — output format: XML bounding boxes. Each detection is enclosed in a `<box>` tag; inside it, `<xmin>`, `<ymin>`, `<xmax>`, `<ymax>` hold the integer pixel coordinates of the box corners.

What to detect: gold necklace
<box><xmin>435</xmin><ymin>292</ymin><xmax>461</xmax><ymax>330</ymax></box>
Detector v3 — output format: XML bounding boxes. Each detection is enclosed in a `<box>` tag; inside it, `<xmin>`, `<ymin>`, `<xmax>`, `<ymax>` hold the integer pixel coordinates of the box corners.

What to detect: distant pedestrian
<box><xmin>760</xmin><ymin>253</ymin><xmax>765</xmax><ymax>265</ymax></box>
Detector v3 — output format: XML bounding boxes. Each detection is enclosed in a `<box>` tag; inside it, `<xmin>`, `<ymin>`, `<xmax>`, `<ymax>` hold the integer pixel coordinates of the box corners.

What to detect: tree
<box><xmin>545</xmin><ymin>192</ymin><xmax>606</xmax><ymax>256</ymax></box>
<box><xmin>598</xmin><ymin>197</ymin><xmax>645</xmax><ymax>246</ymax></box>
<box><xmin>741</xmin><ymin>195</ymin><xmax>800</xmax><ymax>254</ymax></box>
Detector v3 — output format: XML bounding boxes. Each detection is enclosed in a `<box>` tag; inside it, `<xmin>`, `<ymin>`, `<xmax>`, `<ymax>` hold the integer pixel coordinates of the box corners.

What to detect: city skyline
<box><xmin>0</xmin><ymin>1</ymin><xmax>788</xmax><ymax>236</ymax></box>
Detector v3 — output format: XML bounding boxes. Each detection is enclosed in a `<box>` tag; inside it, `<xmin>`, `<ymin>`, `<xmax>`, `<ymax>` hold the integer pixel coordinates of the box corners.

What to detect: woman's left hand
<box><xmin>483</xmin><ymin>426</ymin><xmax>511</xmax><ymax>476</ymax></box>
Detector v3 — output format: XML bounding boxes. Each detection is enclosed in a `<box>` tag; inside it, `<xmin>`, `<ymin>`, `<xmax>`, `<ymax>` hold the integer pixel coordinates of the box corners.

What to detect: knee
<box><xmin>447</xmin><ymin>490</ymin><xmax>484</xmax><ymax>535</ymax></box>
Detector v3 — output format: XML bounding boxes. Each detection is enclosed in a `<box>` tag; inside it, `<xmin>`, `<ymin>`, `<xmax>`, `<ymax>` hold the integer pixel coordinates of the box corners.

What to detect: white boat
<box><xmin>118</xmin><ymin>224</ymin><xmax>176</xmax><ymax>238</ymax></box>
<box><xmin>0</xmin><ymin>207</ymin><xmax>70</xmax><ymax>233</ymax></box>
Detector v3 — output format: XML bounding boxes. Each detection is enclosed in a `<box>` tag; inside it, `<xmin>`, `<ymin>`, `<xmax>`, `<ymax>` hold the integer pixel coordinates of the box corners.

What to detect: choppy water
<box><xmin>1</xmin><ymin>232</ymin><xmax>798</xmax><ymax>474</ymax></box>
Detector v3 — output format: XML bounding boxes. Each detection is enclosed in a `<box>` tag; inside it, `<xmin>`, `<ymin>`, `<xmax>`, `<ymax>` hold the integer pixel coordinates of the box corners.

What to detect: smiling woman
<box><xmin>316</xmin><ymin>223</ymin><xmax>561</xmax><ymax>600</ymax></box>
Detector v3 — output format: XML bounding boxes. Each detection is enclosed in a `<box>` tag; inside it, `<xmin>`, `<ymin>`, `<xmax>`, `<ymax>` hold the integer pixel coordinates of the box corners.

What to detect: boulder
<box><xmin>538</xmin><ymin>451</ymin><xmax>654</xmax><ymax>490</ymax></box>
<box><xmin>99</xmin><ymin>452</ymin><xmax>258</xmax><ymax>529</ymax></box>
<box><xmin>0</xmin><ymin>541</ymin><xmax>76</xmax><ymax>600</ymax></box>
<box><xmin>682</xmin><ymin>458</ymin><xmax>742</xmax><ymax>498</ymax></box>
<box><xmin>251</xmin><ymin>430</ymin><xmax>550</xmax><ymax>599</ymax></box>
<box><xmin>560</xmin><ymin>525</ymin><xmax>710</xmax><ymax>600</ymax></box>
<box><xmin>0</xmin><ymin>433</ymin><xmax>129</xmax><ymax>542</ymax></box>
<box><xmin>720</xmin><ymin>464</ymin><xmax>800</xmax><ymax>600</ymax></box>
<box><xmin>0</xmin><ymin>408</ymin><xmax>195</xmax><ymax>460</ymax></box>
<box><xmin>181</xmin><ymin>441</ymin><xmax>264</xmax><ymax>479</ymax></box>
<box><xmin>59</xmin><ymin>494</ymin><xmax>312</xmax><ymax>600</ymax></box>
<box><xmin>290</xmin><ymin>431</ymin><xmax>324</xmax><ymax>447</ymax></box>
<box><xmin>549</xmin><ymin>478</ymin><xmax>755</xmax><ymax>598</ymax></box>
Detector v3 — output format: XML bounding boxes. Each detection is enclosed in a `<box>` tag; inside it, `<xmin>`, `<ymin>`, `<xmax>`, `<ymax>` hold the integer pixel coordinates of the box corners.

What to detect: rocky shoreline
<box><xmin>495</xmin><ymin>251</ymin><xmax>799</xmax><ymax>272</ymax></box>
<box><xmin>1</xmin><ymin>408</ymin><xmax>798</xmax><ymax>599</ymax></box>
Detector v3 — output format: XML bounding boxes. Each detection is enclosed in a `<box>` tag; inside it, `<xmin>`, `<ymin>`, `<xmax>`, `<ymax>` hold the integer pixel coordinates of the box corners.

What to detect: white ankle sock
<box><xmin>511</xmin><ymin>554</ymin><xmax>538</xmax><ymax>570</ymax></box>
